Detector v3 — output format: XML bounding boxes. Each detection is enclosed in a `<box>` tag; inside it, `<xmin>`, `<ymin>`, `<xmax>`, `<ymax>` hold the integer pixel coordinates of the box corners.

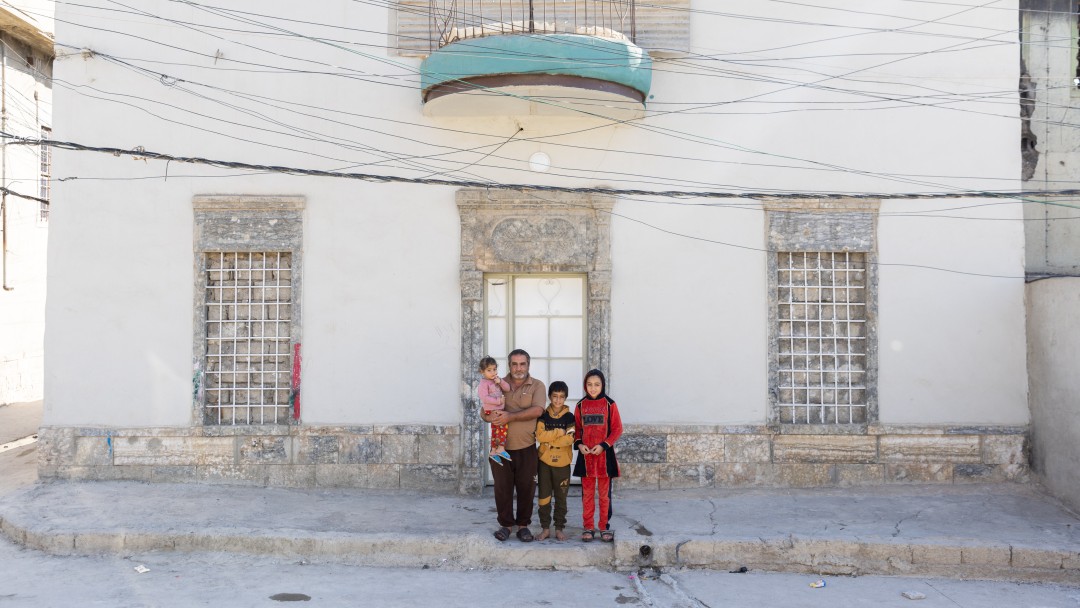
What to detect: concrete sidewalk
<box><xmin>1</xmin><ymin>479</ymin><xmax>1077</xmax><ymax>583</ymax></box>
<box><xmin>0</xmin><ymin>400</ymin><xmax>42</xmax><ymax>445</ymax></box>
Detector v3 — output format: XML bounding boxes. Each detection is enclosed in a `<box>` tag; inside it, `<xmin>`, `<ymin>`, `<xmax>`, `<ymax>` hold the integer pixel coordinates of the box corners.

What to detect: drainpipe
<box><xmin>1</xmin><ymin>40</ymin><xmax>10</xmax><ymax>292</ymax></box>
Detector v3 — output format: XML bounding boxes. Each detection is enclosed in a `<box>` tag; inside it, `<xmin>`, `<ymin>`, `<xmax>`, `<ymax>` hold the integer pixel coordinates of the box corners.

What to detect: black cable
<box><xmin>46</xmin><ymin>3</ymin><xmax>1055</xmax><ymax>197</ymax></box>
<box><xmin>13</xmin><ymin>132</ymin><xmax>1080</xmax><ymax>203</ymax></box>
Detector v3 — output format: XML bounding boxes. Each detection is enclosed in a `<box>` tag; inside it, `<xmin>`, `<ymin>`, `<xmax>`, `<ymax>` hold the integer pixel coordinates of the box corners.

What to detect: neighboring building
<box><xmin>0</xmin><ymin>1</ymin><xmax>52</xmax><ymax>405</ymax></box>
<box><xmin>40</xmin><ymin>1</ymin><xmax>1029</xmax><ymax>493</ymax></box>
<box><xmin>1020</xmin><ymin>0</ymin><xmax>1080</xmax><ymax>511</ymax></box>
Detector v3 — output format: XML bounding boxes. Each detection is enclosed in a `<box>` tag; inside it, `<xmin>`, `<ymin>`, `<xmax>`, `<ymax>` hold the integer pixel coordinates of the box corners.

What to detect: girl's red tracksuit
<box><xmin>572</xmin><ymin>394</ymin><xmax>622</xmax><ymax>532</ymax></box>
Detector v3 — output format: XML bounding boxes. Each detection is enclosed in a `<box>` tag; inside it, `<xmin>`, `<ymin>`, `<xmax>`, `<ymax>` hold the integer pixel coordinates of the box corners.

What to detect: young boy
<box><xmin>535</xmin><ymin>381</ymin><xmax>576</xmax><ymax>541</ymax></box>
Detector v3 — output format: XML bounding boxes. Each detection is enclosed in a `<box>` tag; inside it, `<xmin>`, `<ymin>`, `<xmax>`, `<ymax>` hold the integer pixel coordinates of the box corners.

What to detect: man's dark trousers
<box><xmin>491</xmin><ymin>444</ymin><xmax>539</xmax><ymax>528</ymax></box>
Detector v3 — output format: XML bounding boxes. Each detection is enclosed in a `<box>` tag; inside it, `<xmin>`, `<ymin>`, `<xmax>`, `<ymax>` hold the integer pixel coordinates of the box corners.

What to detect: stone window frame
<box><xmin>457</xmin><ymin>189</ymin><xmax>612</xmax><ymax>491</ymax></box>
<box><xmin>192</xmin><ymin>195</ymin><xmax>305</xmax><ymax>427</ymax></box>
<box><xmin>765</xmin><ymin>198</ymin><xmax>880</xmax><ymax>435</ymax></box>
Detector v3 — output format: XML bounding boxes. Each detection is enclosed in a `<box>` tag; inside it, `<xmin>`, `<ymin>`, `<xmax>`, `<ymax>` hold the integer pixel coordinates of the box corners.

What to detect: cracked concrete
<box><xmin>892</xmin><ymin>510</ymin><xmax>923</xmax><ymax>537</ymax></box>
<box><xmin>2</xmin><ymin>438</ymin><xmax>1079</xmax><ymax>583</ymax></box>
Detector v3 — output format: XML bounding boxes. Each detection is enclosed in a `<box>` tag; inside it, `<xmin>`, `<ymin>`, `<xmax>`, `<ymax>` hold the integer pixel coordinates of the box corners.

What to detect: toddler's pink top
<box><xmin>478</xmin><ymin>377</ymin><xmax>512</xmax><ymax>413</ymax></box>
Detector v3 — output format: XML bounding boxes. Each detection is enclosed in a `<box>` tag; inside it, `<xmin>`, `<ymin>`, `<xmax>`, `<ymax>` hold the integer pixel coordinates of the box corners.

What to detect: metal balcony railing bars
<box><xmin>426</xmin><ymin>0</ymin><xmax>637</xmax><ymax>50</ymax></box>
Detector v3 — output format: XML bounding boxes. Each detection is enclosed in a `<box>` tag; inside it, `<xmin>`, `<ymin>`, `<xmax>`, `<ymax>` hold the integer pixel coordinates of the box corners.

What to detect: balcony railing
<box><xmin>426</xmin><ymin>0</ymin><xmax>637</xmax><ymax>51</ymax></box>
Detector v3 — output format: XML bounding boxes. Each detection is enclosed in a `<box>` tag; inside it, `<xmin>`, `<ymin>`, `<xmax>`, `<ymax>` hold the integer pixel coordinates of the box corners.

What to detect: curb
<box><xmin>2</xmin><ymin>512</ymin><xmax>1077</xmax><ymax>582</ymax></box>
<box><xmin>0</xmin><ymin>513</ymin><xmax>613</xmax><ymax>569</ymax></box>
<box><xmin>614</xmin><ymin>535</ymin><xmax>1080</xmax><ymax>583</ymax></box>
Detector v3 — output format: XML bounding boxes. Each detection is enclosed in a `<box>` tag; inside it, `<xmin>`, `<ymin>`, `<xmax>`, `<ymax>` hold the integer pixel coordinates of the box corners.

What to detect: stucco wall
<box><xmin>44</xmin><ymin>0</ymin><xmax>1027</xmax><ymax>432</ymax></box>
<box><xmin>1026</xmin><ymin>277</ymin><xmax>1080</xmax><ymax>511</ymax></box>
<box><xmin>0</xmin><ymin>26</ymin><xmax>51</xmax><ymax>405</ymax></box>
<box><xmin>877</xmin><ymin>199</ymin><xmax>1028</xmax><ymax>424</ymax></box>
<box><xmin>1021</xmin><ymin>2</ymin><xmax>1080</xmax><ymax>274</ymax></box>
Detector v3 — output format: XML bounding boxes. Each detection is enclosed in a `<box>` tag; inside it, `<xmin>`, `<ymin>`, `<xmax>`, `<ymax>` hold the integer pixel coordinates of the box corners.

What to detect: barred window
<box><xmin>204</xmin><ymin>252</ymin><xmax>293</xmax><ymax>425</ymax></box>
<box><xmin>776</xmin><ymin>252</ymin><xmax>868</xmax><ymax>424</ymax></box>
<box><xmin>39</xmin><ymin>126</ymin><xmax>50</xmax><ymax>223</ymax></box>
<box><xmin>765</xmin><ymin>199</ymin><xmax>878</xmax><ymax>427</ymax></box>
<box><xmin>193</xmin><ymin>195</ymin><xmax>304</xmax><ymax>426</ymax></box>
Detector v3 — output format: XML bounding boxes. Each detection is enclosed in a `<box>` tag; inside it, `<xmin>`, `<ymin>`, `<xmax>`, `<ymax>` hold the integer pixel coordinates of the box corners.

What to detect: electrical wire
<box><xmin>12</xmin><ymin>132</ymin><xmax>1080</xmax><ymax>202</ymax></box>
<box><xmin>55</xmin><ymin>3</ymin><xmax>1024</xmax><ymax>195</ymax></box>
<box><xmin>13</xmin><ymin>132</ymin><xmax>1040</xmax><ymax>279</ymax></box>
<box><xmin>38</xmin><ymin>2</ymin><xmax>1075</xmax><ymax>221</ymax></box>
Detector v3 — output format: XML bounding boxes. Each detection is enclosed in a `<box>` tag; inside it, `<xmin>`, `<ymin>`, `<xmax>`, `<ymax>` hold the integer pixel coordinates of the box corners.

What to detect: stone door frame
<box><xmin>457</xmin><ymin>189</ymin><xmax>613</xmax><ymax>493</ymax></box>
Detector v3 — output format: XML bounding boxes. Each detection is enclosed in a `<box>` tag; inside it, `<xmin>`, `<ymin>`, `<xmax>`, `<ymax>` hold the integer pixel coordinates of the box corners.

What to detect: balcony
<box><xmin>417</xmin><ymin>1</ymin><xmax>652</xmax><ymax>120</ymax></box>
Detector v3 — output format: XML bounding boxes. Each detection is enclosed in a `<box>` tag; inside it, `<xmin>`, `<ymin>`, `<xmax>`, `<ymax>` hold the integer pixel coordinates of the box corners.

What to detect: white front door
<box><xmin>483</xmin><ymin>274</ymin><xmax>587</xmax><ymax>483</ymax></box>
<box><xmin>485</xmin><ymin>274</ymin><xmax>587</xmax><ymax>398</ymax></box>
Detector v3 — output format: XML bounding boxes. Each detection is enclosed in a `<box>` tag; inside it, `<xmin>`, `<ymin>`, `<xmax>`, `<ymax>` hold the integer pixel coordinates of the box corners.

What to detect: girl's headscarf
<box><xmin>582</xmin><ymin>368</ymin><xmax>609</xmax><ymax>402</ymax></box>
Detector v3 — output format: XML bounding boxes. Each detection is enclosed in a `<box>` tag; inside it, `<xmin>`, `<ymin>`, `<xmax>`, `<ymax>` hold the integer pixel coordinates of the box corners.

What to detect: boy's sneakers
<box><xmin>489</xmin><ymin>453</ymin><xmax>503</xmax><ymax>465</ymax></box>
<box><xmin>498</xmin><ymin>451</ymin><xmax>512</xmax><ymax>461</ymax></box>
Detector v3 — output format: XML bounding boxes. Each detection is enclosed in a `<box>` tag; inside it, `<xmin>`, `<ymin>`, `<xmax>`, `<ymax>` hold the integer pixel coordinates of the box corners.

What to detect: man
<box><xmin>482</xmin><ymin>348</ymin><xmax>545</xmax><ymax>542</ymax></box>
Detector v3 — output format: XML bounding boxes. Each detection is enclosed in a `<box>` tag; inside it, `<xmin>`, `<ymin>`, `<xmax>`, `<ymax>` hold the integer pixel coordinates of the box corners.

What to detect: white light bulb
<box><xmin>529</xmin><ymin>152</ymin><xmax>551</xmax><ymax>173</ymax></box>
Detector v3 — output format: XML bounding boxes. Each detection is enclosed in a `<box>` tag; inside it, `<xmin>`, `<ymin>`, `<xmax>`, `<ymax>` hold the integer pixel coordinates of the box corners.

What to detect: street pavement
<box><xmin>1</xmin><ymin>400</ymin><xmax>1079</xmax><ymax>606</ymax></box>
<box><xmin>0</xmin><ymin>399</ymin><xmax>41</xmax><ymax>444</ymax></box>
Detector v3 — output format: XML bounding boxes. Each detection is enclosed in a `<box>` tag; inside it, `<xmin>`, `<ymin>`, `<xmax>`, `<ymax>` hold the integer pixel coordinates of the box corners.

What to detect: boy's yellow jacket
<box><xmin>536</xmin><ymin>404</ymin><xmax>576</xmax><ymax>468</ymax></box>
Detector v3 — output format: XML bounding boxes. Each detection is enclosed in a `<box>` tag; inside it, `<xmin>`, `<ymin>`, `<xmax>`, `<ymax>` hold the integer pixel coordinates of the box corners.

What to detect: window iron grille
<box><xmin>38</xmin><ymin>126</ymin><xmax>50</xmax><ymax>222</ymax></box>
<box><xmin>204</xmin><ymin>251</ymin><xmax>293</xmax><ymax>425</ymax></box>
<box><xmin>776</xmin><ymin>251</ymin><xmax>868</xmax><ymax>424</ymax></box>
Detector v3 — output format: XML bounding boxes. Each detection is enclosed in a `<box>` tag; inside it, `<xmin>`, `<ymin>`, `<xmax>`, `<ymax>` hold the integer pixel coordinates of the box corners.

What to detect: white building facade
<box><xmin>0</xmin><ymin>1</ymin><xmax>52</xmax><ymax>406</ymax></box>
<box><xmin>1020</xmin><ymin>0</ymin><xmax>1080</xmax><ymax>512</ymax></box>
<box><xmin>40</xmin><ymin>1</ymin><xmax>1030</xmax><ymax>493</ymax></box>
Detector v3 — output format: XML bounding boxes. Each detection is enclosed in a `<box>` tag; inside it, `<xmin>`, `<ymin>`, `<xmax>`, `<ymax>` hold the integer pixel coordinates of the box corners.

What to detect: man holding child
<box><xmin>482</xmin><ymin>349</ymin><xmax>545</xmax><ymax>542</ymax></box>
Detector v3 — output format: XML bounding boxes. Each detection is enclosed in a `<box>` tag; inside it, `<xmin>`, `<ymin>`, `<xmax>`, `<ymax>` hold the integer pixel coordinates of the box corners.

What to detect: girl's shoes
<box><xmin>498</xmin><ymin>450</ymin><xmax>512</xmax><ymax>461</ymax></box>
<box><xmin>489</xmin><ymin>453</ymin><xmax>503</xmax><ymax>465</ymax></box>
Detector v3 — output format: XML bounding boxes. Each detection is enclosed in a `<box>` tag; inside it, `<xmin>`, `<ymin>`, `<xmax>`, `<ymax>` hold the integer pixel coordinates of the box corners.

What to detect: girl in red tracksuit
<box><xmin>572</xmin><ymin>369</ymin><xmax>623</xmax><ymax>543</ymax></box>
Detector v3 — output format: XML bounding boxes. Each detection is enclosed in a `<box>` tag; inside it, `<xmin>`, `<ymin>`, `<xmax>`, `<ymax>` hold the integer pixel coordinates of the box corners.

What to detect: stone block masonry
<box><xmin>614</xmin><ymin>424</ymin><xmax>1029</xmax><ymax>490</ymax></box>
<box><xmin>39</xmin><ymin>422</ymin><xmax>1028</xmax><ymax>492</ymax></box>
<box><xmin>38</xmin><ymin>425</ymin><xmax>461</xmax><ymax>492</ymax></box>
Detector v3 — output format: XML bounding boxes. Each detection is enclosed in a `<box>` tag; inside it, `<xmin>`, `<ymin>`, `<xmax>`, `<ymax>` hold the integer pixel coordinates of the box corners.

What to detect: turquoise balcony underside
<box><xmin>419</xmin><ymin>34</ymin><xmax>652</xmax><ymax>118</ymax></box>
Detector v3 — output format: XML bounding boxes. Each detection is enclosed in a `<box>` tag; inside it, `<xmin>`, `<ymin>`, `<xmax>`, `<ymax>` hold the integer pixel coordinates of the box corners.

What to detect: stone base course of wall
<box><xmin>38</xmin><ymin>423</ymin><xmax>1028</xmax><ymax>491</ymax></box>
<box><xmin>617</xmin><ymin>424</ymin><xmax>1029</xmax><ymax>490</ymax></box>
<box><xmin>38</xmin><ymin>424</ymin><xmax>462</xmax><ymax>492</ymax></box>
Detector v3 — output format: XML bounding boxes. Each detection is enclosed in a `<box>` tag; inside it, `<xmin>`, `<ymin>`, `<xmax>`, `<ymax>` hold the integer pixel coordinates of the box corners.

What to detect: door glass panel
<box><xmin>550</xmin><ymin>359</ymin><xmax>585</xmax><ymax>400</ymax></box>
<box><xmin>549</xmin><ymin>318</ymin><xmax>583</xmax><ymax>357</ymax></box>
<box><xmin>528</xmin><ymin>359</ymin><xmax>550</xmax><ymax>386</ymax></box>
<box><xmin>513</xmin><ymin>278</ymin><xmax>551</xmax><ymax>315</ymax></box>
<box><xmin>515</xmin><ymin>318</ymin><xmax>549</xmax><ymax>357</ymax></box>
<box><xmin>548</xmin><ymin>277</ymin><xmax>584</xmax><ymax>315</ymax></box>
<box><xmin>514</xmin><ymin>277</ymin><xmax>583</xmax><ymax>316</ymax></box>
<box><xmin>486</xmin><ymin>278</ymin><xmax>508</xmax><ymax>316</ymax></box>
<box><xmin>486</xmin><ymin>319</ymin><xmax>507</xmax><ymax>359</ymax></box>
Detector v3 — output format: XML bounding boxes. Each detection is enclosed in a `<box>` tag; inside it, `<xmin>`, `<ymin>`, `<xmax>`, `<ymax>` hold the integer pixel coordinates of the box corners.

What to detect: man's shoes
<box><xmin>516</xmin><ymin>527</ymin><xmax>534</xmax><ymax>542</ymax></box>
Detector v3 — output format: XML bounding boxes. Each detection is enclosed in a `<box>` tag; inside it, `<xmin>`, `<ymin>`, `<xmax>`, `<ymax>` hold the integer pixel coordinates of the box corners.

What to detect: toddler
<box><xmin>478</xmin><ymin>356</ymin><xmax>513</xmax><ymax>464</ymax></box>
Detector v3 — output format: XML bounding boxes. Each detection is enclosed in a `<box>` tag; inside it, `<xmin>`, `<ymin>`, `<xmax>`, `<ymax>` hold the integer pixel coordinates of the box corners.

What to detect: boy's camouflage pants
<box><xmin>537</xmin><ymin>461</ymin><xmax>571</xmax><ymax>530</ymax></box>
